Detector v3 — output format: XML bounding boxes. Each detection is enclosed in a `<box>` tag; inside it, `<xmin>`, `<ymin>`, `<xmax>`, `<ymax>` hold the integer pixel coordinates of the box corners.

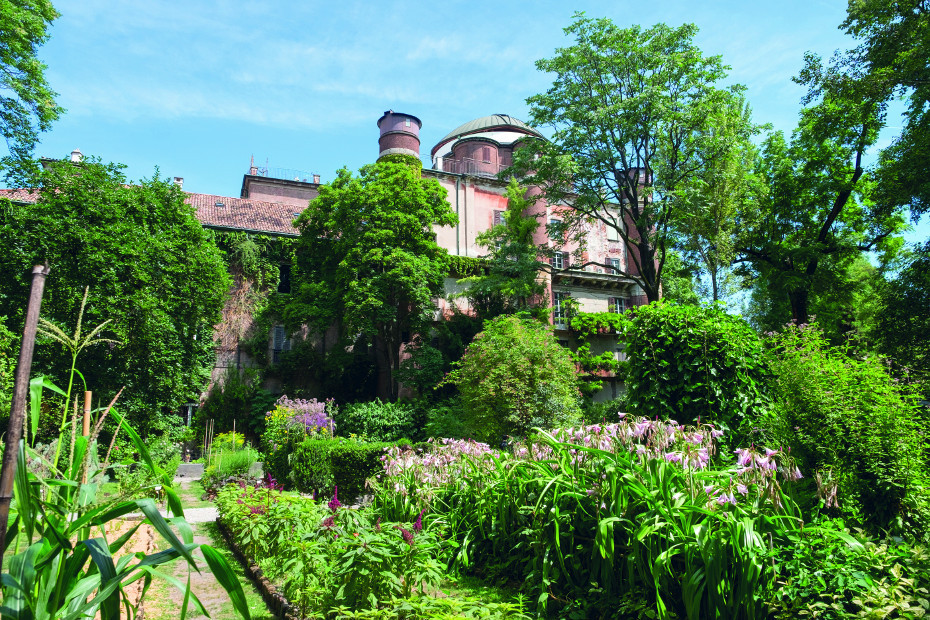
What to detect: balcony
<box><xmin>552</xmin><ymin>267</ymin><xmax>637</xmax><ymax>291</ymax></box>
<box><xmin>433</xmin><ymin>156</ymin><xmax>509</xmax><ymax>180</ymax></box>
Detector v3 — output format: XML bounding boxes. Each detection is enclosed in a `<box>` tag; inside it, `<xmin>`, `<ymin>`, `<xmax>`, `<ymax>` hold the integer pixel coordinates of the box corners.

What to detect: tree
<box><xmin>0</xmin><ymin>0</ymin><xmax>63</xmax><ymax>169</ymax></box>
<box><xmin>874</xmin><ymin>240</ymin><xmax>930</xmax><ymax>379</ymax></box>
<box><xmin>672</xmin><ymin>95</ymin><xmax>766</xmax><ymax>302</ymax></box>
<box><xmin>621</xmin><ymin>302</ymin><xmax>770</xmax><ymax>436</ymax></box>
<box><xmin>843</xmin><ymin>0</ymin><xmax>930</xmax><ymax>216</ymax></box>
<box><xmin>287</xmin><ymin>161</ymin><xmax>456</xmax><ymax>401</ymax></box>
<box><xmin>460</xmin><ymin>178</ymin><xmax>546</xmax><ymax>319</ymax></box>
<box><xmin>446</xmin><ymin>314</ymin><xmax>581</xmax><ymax>443</ymax></box>
<box><xmin>736</xmin><ymin>59</ymin><xmax>906</xmax><ymax>325</ymax></box>
<box><xmin>513</xmin><ymin>14</ymin><xmax>747</xmax><ymax>303</ymax></box>
<box><xmin>0</xmin><ymin>159</ymin><xmax>230</xmax><ymax>429</ymax></box>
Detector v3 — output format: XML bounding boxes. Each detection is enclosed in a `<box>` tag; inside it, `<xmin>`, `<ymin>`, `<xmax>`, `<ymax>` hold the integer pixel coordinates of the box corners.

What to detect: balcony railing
<box><xmin>433</xmin><ymin>157</ymin><xmax>509</xmax><ymax>179</ymax></box>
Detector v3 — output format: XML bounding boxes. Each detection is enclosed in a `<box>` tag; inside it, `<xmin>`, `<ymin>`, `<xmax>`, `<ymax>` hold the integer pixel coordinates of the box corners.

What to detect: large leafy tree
<box><xmin>0</xmin><ymin>159</ymin><xmax>230</xmax><ymax>428</ymax></box>
<box><xmin>736</xmin><ymin>60</ymin><xmax>906</xmax><ymax>325</ymax></box>
<box><xmin>287</xmin><ymin>161</ymin><xmax>456</xmax><ymax>401</ymax></box>
<box><xmin>672</xmin><ymin>95</ymin><xmax>765</xmax><ymax>302</ymax></box>
<box><xmin>513</xmin><ymin>14</ymin><xmax>747</xmax><ymax>303</ymax></box>
<box><xmin>460</xmin><ymin>179</ymin><xmax>546</xmax><ymax>319</ymax></box>
<box><xmin>843</xmin><ymin>0</ymin><xmax>930</xmax><ymax>216</ymax></box>
<box><xmin>0</xmin><ymin>0</ymin><xmax>63</xmax><ymax>169</ymax></box>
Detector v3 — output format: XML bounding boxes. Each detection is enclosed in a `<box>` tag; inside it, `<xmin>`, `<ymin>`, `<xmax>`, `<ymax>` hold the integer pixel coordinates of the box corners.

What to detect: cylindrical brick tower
<box><xmin>377</xmin><ymin>110</ymin><xmax>422</xmax><ymax>160</ymax></box>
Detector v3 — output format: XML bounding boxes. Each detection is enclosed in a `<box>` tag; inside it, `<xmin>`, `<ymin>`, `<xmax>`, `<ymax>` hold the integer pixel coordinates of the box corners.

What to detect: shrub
<box><xmin>196</xmin><ymin>367</ymin><xmax>262</xmax><ymax>438</ymax></box>
<box><xmin>446</xmin><ymin>315</ymin><xmax>581</xmax><ymax>443</ymax></box>
<box><xmin>765</xmin><ymin>323</ymin><xmax>930</xmax><ymax>532</ymax></box>
<box><xmin>336</xmin><ymin>399</ymin><xmax>420</xmax><ymax>442</ymax></box>
<box><xmin>202</xmin><ymin>447</ymin><xmax>260</xmax><ymax>493</ymax></box>
<box><xmin>290</xmin><ymin>438</ymin><xmax>401</xmax><ymax>501</ymax></box>
<box><xmin>422</xmin><ymin>396</ymin><xmax>473</xmax><ymax>439</ymax></box>
<box><xmin>621</xmin><ymin>301</ymin><xmax>770</xmax><ymax>434</ymax></box>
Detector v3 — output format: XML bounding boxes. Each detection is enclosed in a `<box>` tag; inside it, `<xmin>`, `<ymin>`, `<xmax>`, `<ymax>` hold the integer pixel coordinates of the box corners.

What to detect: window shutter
<box><xmin>493</xmin><ymin>210</ymin><xmax>504</xmax><ymax>226</ymax></box>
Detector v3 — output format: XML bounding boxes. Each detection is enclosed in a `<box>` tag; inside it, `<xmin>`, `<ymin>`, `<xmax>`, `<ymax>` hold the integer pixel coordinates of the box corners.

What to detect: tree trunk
<box><xmin>372</xmin><ymin>335</ymin><xmax>396</xmax><ymax>402</ymax></box>
<box><xmin>788</xmin><ymin>288</ymin><xmax>810</xmax><ymax>325</ymax></box>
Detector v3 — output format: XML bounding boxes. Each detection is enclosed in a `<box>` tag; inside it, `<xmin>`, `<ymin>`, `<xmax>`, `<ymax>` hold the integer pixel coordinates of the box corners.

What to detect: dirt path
<box><xmin>139</xmin><ymin>479</ymin><xmax>275</xmax><ymax>620</ymax></box>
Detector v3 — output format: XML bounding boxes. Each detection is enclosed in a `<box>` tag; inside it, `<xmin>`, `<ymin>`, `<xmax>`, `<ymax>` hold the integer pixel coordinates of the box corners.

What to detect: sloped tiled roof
<box><xmin>0</xmin><ymin>188</ymin><xmax>303</xmax><ymax>236</ymax></box>
<box><xmin>186</xmin><ymin>193</ymin><xmax>302</xmax><ymax>236</ymax></box>
<box><xmin>0</xmin><ymin>188</ymin><xmax>39</xmax><ymax>203</ymax></box>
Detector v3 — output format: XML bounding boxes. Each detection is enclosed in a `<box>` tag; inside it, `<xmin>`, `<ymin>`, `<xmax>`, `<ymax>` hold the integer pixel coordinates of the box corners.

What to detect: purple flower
<box><xmin>413</xmin><ymin>509</ymin><xmax>425</xmax><ymax>533</ymax></box>
<box><xmin>249</xmin><ymin>505</ymin><xmax>266</xmax><ymax>515</ymax></box>
<box><xmin>322</xmin><ymin>515</ymin><xmax>335</xmax><ymax>528</ymax></box>
<box><xmin>375</xmin><ymin>517</ymin><xmax>381</xmax><ymax>532</ymax></box>
<box><xmin>397</xmin><ymin>526</ymin><xmax>414</xmax><ymax>546</ymax></box>
<box><xmin>328</xmin><ymin>486</ymin><xmax>342</xmax><ymax>512</ymax></box>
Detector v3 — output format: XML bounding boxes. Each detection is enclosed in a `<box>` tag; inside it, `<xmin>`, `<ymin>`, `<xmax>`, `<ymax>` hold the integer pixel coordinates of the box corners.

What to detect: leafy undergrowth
<box><xmin>216</xmin><ymin>479</ymin><xmax>531</xmax><ymax>619</ymax></box>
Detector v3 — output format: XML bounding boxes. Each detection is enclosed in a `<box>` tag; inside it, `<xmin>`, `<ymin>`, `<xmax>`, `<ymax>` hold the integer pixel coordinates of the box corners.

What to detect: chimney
<box><xmin>313</xmin><ymin>174</ymin><xmax>320</xmax><ymax>184</ymax></box>
<box><xmin>70</xmin><ymin>148</ymin><xmax>83</xmax><ymax>163</ymax></box>
<box><xmin>173</xmin><ymin>177</ymin><xmax>184</xmax><ymax>189</ymax></box>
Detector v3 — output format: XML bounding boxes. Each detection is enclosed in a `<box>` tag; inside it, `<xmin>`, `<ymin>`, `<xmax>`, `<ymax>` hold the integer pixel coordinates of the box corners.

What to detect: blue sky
<box><xmin>10</xmin><ymin>0</ymin><xmax>929</xmax><ymax>242</ymax></box>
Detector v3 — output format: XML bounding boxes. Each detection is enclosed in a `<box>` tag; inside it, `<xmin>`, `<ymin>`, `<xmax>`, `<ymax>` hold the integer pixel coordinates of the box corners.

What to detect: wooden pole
<box><xmin>83</xmin><ymin>391</ymin><xmax>92</xmax><ymax>437</ymax></box>
<box><xmin>0</xmin><ymin>265</ymin><xmax>51</xmax><ymax>567</ymax></box>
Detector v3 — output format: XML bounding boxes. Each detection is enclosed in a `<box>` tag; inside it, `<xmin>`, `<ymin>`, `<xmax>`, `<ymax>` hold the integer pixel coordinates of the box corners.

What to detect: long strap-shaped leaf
<box><xmin>82</xmin><ymin>538</ymin><xmax>120</xmax><ymax>620</ymax></box>
<box><xmin>200</xmin><ymin>544</ymin><xmax>251</xmax><ymax>620</ymax></box>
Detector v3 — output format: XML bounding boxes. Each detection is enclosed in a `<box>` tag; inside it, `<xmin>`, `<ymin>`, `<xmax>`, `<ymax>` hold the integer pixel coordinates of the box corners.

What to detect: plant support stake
<box><xmin>0</xmin><ymin>264</ymin><xmax>51</xmax><ymax>566</ymax></box>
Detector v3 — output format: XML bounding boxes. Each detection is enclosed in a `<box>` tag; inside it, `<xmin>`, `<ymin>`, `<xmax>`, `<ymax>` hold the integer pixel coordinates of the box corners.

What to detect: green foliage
<box><xmin>446</xmin><ymin>315</ymin><xmax>581</xmax><ymax>442</ymax></box>
<box><xmin>289</xmin><ymin>438</ymin><xmax>402</xmax><ymax>501</ymax></box>
<box><xmin>661</xmin><ymin>249</ymin><xmax>702</xmax><ymax>306</ymax></box>
<box><xmin>0</xmin><ymin>159</ymin><xmax>230</xmax><ymax>430</ymax></box>
<box><xmin>336</xmin><ymin>399</ymin><xmax>420</xmax><ymax>443</ymax></box>
<box><xmin>875</xmin><ymin>239</ymin><xmax>930</xmax><ymax>381</ymax></box>
<box><xmin>197</xmin><ymin>367</ymin><xmax>265</xmax><ymax>438</ymax></box>
<box><xmin>0</xmin><ymin>0</ymin><xmax>64</xmax><ymax>169</ymax></box>
<box><xmin>844</xmin><ymin>0</ymin><xmax>930</xmax><ymax>216</ymax></box>
<box><xmin>736</xmin><ymin>58</ymin><xmax>905</xmax><ymax>325</ymax></box>
<box><xmin>216</xmin><ymin>485</ymin><xmax>460</xmax><ymax>617</ymax></box>
<box><xmin>395</xmin><ymin>339</ymin><xmax>446</xmax><ymax>396</ymax></box>
<box><xmin>622</xmin><ymin>302</ymin><xmax>770</xmax><ymax>432</ymax></box>
<box><xmin>768</xmin><ymin>521</ymin><xmax>930</xmax><ymax>619</ymax></box>
<box><xmin>0</xmin><ymin>315</ymin><xmax>16</xmax><ymax>427</ymax></box>
<box><xmin>421</xmin><ymin>396</ymin><xmax>472</xmax><ymax>439</ymax></box>
<box><xmin>2</xmin><ymin>364</ymin><xmax>248</xmax><ymax>618</ymax></box>
<box><xmin>446</xmin><ymin>254</ymin><xmax>484</xmax><ymax>278</ymax></box>
<box><xmin>288</xmin><ymin>160</ymin><xmax>457</xmax><ymax>401</ymax></box>
<box><xmin>376</xmin><ymin>152</ymin><xmax>423</xmax><ymax>171</ymax></box>
<box><xmin>202</xmin><ymin>447</ymin><xmax>259</xmax><ymax>492</ymax></box>
<box><xmin>764</xmin><ymin>323</ymin><xmax>929</xmax><ymax>533</ymax></box>
<box><xmin>514</xmin><ymin>14</ymin><xmax>746</xmax><ymax>303</ymax></box>
<box><xmin>459</xmin><ymin>179</ymin><xmax>546</xmax><ymax>319</ymax></box>
<box><xmin>564</xmin><ymin>307</ymin><xmax>624</xmax><ymax>396</ymax></box>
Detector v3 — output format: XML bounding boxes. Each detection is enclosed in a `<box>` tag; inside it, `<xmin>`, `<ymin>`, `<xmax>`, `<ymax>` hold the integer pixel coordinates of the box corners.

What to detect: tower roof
<box><xmin>431</xmin><ymin>114</ymin><xmax>543</xmax><ymax>157</ymax></box>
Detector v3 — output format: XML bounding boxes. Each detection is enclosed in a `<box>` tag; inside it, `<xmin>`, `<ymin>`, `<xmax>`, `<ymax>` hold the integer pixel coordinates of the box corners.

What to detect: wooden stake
<box><xmin>83</xmin><ymin>391</ymin><xmax>92</xmax><ymax>437</ymax></box>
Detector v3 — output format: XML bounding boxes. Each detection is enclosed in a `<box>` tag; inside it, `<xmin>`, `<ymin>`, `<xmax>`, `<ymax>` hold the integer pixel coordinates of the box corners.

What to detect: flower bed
<box><xmin>215</xmin><ymin>476</ymin><xmax>532</xmax><ymax>618</ymax></box>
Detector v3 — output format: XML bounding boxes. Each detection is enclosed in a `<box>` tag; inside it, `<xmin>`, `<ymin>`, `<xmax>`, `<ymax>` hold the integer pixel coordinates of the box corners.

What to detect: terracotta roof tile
<box><xmin>0</xmin><ymin>188</ymin><xmax>39</xmax><ymax>203</ymax></box>
<box><xmin>186</xmin><ymin>193</ymin><xmax>303</xmax><ymax>236</ymax></box>
<box><xmin>0</xmin><ymin>188</ymin><xmax>304</xmax><ymax>237</ymax></box>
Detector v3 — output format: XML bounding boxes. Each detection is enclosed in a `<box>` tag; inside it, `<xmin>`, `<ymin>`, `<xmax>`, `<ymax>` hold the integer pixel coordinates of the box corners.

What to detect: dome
<box><xmin>431</xmin><ymin>114</ymin><xmax>543</xmax><ymax>157</ymax></box>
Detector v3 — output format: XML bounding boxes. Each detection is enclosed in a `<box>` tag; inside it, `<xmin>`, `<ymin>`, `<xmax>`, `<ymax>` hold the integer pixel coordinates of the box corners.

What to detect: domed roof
<box><xmin>431</xmin><ymin>114</ymin><xmax>543</xmax><ymax>158</ymax></box>
<box><xmin>439</xmin><ymin>114</ymin><xmax>543</xmax><ymax>144</ymax></box>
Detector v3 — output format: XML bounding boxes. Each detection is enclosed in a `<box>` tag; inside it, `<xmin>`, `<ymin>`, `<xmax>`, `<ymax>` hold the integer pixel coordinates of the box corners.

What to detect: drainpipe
<box><xmin>455</xmin><ymin>177</ymin><xmax>460</xmax><ymax>256</ymax></box>
<box><xmin>463</xmin><ymin>177</ymin><xmax>468</xmax><ymax>257</ymax></box>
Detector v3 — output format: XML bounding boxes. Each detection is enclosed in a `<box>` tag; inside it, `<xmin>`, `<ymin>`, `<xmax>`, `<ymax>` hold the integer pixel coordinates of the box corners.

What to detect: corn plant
<box><xmin>1</xmin><ymin>299</ymin><xmax>250</xmax><ymax>619</ymax></box>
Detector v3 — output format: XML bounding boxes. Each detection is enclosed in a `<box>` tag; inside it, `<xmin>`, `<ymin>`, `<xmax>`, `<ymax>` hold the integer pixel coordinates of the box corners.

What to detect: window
<box><xmin>608</xmin><ymin>258</ymin><xmax>621</xmax><ymax>274</ymax></box>
<box><xmin>493</xmin><ymin>209</ymin><xmax>505</xmax><ymax>226</ymax></box>
<box><xmin>607</xmin><ymin>213</ymin><xmax>625</xmax><ymax>242</ymax></box>
<box><xmin>552</xmin><ymin>251</ymin><xmax>565</xmax><ymax>270</ymax></box>
<box><xmin>277</xmin><ymin>264</ymin><xmax>292</xmax><ymax>294</ymax></box>
<box><xmin>615</xmin><ymin>344</ymin><xmax>627</xmax><ymax>362</ymax></box>
<box><xmin>608</xmin><ymin>297</ymin><xmax>628</xmax><ymax>314</ymax></box>
<box><xmin>272</xmin><ymin>325</ymin><xmax>291</xmax><ymax>363</ymax></box>
<box><xmin>482</xmin><ymin>146</ymin><xmax>491</xmax><ymax>162</ymax></box>
<box><xmin>553</xmin><ymin>292</ymin><xmax>569</xmax><ymax>328</ymax></box>
<box><xmin>404</xmin><ymin>118</ymin><xmax>411</xmax><ymax>127</ymax></box>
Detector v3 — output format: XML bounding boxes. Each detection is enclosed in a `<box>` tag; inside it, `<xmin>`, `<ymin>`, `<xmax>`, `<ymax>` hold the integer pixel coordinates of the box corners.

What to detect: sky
<box><xmin>8</xmin><ymin>0</ymin><xmax>929</xmax><ymax>242</ymax></box>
